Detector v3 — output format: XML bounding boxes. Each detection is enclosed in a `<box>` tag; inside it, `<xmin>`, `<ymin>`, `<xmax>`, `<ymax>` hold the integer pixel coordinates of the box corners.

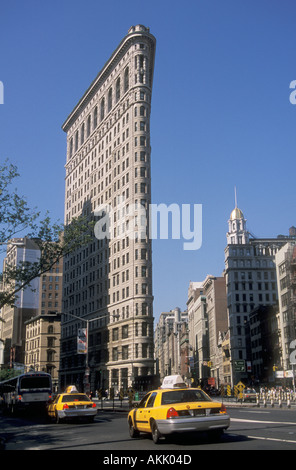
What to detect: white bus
<box><xmin>0</xmin><ymin>372</ymin><xmax>52</xmax><ymax>414</ymax></box>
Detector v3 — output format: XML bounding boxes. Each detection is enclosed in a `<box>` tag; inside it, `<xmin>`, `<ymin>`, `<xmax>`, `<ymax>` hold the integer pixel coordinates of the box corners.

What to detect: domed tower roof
<box><xmin>230</xmin><ymin>207</ymin><xmax>244</xmax><ymax>220</ymax></box>
<box><xmin>226</xmin><ymin>188</ymin><xmax>249</xmax><ymax>245</ymax></box>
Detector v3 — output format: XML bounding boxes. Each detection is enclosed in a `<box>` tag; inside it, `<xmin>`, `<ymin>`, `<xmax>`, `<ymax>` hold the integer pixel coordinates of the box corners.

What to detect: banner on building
<box><xmin>77</xmin><ymin>328</ymin><xmax>87</xmax><ymax>354</ymax></box>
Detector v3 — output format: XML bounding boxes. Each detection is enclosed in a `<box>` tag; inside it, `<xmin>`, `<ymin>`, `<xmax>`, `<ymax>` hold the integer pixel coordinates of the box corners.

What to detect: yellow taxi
<box><xmin>47</xmin><ymin>386</ymin><xmax>97</xmax><ymax>423</ymax></box>
<box><xmin>128</xmin><ymin>375</ymin><xmax>230</xmax><ymax>443</ymax></box>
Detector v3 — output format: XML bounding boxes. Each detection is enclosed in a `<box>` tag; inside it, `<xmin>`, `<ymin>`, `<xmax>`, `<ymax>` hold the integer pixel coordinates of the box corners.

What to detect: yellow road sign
<box><xmin>236</xmin><ymin>381</ymin><xmax>245</xmax><ymax>392</ymax></box>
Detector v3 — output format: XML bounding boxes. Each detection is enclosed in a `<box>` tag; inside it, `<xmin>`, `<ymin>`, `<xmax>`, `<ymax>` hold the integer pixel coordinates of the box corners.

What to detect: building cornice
<box><xmin>62</xmin><ymin>26</ymin><xmax>156</xmax><ymax>133</ymax></box>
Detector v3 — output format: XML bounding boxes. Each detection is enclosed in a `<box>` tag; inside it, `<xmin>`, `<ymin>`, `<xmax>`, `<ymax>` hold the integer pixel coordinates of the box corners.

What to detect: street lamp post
<box><xmin>62</xmin><ymin>312</ymin><xmax>110</xmax><ymax>393</ymax></box>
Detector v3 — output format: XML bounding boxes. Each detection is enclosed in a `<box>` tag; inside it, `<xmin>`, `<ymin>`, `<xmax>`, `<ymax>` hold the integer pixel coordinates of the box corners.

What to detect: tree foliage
<box><xmin>0</xmin><ymin>160</ymin><xmax>94</xmax><ymax>314</ymax></box>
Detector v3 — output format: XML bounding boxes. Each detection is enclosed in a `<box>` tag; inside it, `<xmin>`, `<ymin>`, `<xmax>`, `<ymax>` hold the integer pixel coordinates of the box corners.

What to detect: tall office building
<box><xmin>1</xmin><ymin>238</ymin><xmax>40</xmax><ymax>366</ymax></box>
<box><xmin>154</xmin><ymin>308</ymin><xmax>188</xmax><ymax>381</ymax></box>
<box><xmin>187</xmin><ymin>277</ymin><xmax>227</xmax><ymax>386</ymax></box>
<box><xmin>275</xmin><ymin>240</ymin><xmax>296</xmax><ymax>373</ymax></box>
<box><xmin>60</xmin><ymin>26</ymin><xmax>156</xmax><ymax>392</ymax></box>
<box><xmin>225</xmin><ymin>203</ymin><xmax>292</xmax><ymax>385</ymax></box>
<box><xmin>0</xmin><ymin>238</ymin><xmax>63</xmax><ymax>370</ymax></box>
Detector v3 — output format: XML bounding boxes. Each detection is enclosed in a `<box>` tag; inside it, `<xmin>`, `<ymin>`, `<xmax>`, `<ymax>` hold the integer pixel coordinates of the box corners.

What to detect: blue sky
<box><xmin>0</xmin><ymin>0</ymin><xmax>295</xmax><ymax>321</ymax></box>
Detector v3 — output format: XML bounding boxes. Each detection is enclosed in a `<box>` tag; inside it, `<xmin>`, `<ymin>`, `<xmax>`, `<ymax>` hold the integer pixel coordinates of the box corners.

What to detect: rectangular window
<box><xmin>122</xmin><ymin>345</ymin><xmax>129</xmax><ymax>360</ymax></box>
<box><xmin>142</xmin><ymin>343</ymin><xmax>148</xmax><ymax>358</ymax></box>
<box><xmin>122</xmin><ymin>325</ymin><xmax>129</xmax><ymax>339</ymax></box>
<box><xmin>112</xmin><ymin>328</ymin><xmax>119</xmax><ymax>341</ymax></box>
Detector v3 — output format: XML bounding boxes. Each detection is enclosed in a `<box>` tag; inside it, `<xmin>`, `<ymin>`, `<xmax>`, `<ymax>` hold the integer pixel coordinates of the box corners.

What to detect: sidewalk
<box><xmin>217</xmin><ymin>396</ymin><xmax>296</xmax><ymax>409</ymax></box>
<box><xmin>93</xmin><ymin>396</ymin><xmax>296</xmax><ymax>411</ymax></box>
<box><xmin>93</xmin><ymin>397</ymin><xmax>131</xmax><ymax>412</ymax></box>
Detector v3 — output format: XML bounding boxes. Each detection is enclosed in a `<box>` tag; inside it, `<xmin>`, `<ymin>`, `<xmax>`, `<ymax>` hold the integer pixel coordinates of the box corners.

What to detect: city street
<box><xmin>1</xmin><ymin>405</ymin><xmax>296</xmax><ymax>452</ymax></box>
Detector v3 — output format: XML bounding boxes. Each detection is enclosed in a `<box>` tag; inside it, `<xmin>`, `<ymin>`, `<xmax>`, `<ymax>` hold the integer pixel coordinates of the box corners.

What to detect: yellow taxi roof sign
<box><xmin>65</xmin><ymin>385</ymin><xmax>79</xmax><ymax>393</ymax></box>
<box><xmin>161</xmin><ymin>375</ymin><xmax>187</xmax><ymax>389</ymax></box>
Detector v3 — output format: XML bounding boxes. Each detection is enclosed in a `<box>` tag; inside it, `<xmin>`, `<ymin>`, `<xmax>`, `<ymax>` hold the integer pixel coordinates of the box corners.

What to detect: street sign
<box><xmin>234</xmin><ymin>381</ymin><xmax>245</xmax><ymax>399</ymax></box>
<box><xmin>236</xmin><ymin>381</ymin><xmax>245</xmax><ymax>392</ymax></box>
<box><xmin>234</xmin><ymin>360</ymin><xmax>245</xmax><ymax>372</ymax></box>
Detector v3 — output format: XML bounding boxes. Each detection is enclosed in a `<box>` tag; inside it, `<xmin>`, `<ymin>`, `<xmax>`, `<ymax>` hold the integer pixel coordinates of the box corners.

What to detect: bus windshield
<box><xmin>19</xmin><ymin>376</ymin><xmax>51</xmax><ymax>391</ymax></box>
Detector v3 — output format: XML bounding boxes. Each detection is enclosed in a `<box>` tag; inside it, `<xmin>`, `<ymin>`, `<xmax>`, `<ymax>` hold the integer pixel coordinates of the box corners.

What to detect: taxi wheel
<box><xmin>129</xmin><ymin>418</ymin><xmax>139</xmax><ymax>438</ymax></box>
<box><xmin>151</xmin><ymin>420</ymin><xmax>161</xmax><ymax>444</ymax></box>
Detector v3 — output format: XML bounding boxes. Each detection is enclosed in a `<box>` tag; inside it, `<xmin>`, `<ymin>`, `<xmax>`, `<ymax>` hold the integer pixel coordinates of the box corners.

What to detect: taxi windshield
<box><xmin>62</xmin><ymin>394</ymin><xmax>91</xmax><ymax>402</ymax></box>
<box><xmin>161</xmin><ymin>389</ymin><xmax>211</xmax><ymax>405</ymax></box>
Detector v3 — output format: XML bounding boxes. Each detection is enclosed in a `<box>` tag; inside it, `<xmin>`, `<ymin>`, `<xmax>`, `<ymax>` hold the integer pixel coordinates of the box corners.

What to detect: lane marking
<box><xmin>231</xmin><ymin>418</ymin><xmax>296</xmax><ymax>425</ymax></box>
<box><xmin>247</xmin><ymin>435</ymin><xmax>296</xmax><ymax>445</ymax></box>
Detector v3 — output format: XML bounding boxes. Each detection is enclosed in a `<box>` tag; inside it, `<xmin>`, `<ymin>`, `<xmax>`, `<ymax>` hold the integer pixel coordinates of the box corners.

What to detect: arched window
<box><xmin>93</xmin><ymin>106</ymin><xmax>98</xmax><ymax>129</ymax></box>
<box><xmin>124</xmin><ymin>67</ymin><xmax>129</xmax><ymax>93</ymax></box>
<box><xmin>108</xmin><ymin>87</ymin><xmax>112</xmax><ymax>112</ymax></box>
<box><xmin>81</xmin><ymin>123</ymin><xmax>85</xmax><ymax>145</ymax></box>
<box><xmin>100</xmin><ymin>97</ymin><xmax>105</xmax><ymax>121</ymax></box>
<box><xmin>75</xmin><ymin>130</ymin><xmax>79</xmax><ymax>151</ymax></box>
<box><xmin>69</xmin><ymin>138</ymin><xmax>73</xmax><ymax>158</ymax></box>
<box><xmin>87</xmin><ymin>115</ymin><xmax>91</xmax><ymax>137</ymax></box>
<box><xmin>116</xmin><ymin>77</ymin><xmax>120</xmax><ymax>102</ymax></box>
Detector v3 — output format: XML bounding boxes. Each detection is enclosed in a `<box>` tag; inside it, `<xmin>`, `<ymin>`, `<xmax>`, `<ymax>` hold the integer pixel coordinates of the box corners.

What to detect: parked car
<box><xmin>242</xmin><ymin>388</ymin><xmax>257</xmax><ymax>403</ymax></box>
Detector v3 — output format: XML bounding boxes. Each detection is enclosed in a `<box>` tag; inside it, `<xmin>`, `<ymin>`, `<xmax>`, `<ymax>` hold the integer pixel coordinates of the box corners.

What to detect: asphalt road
<box><xmin>1</xmin><ymin>406</ymin><xmax>296</xmax><ymax>453</ymax></box>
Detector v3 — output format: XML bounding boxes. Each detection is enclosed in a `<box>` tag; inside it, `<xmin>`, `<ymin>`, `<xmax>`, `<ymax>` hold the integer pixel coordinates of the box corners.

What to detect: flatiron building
<box><xmin>60</xmin><ymin>25</ymin><xmax>156</xmax><ymax>392</ymax></box>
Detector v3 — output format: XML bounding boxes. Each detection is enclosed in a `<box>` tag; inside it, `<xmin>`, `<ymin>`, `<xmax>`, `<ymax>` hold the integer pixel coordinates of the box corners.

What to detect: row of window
<box><xmin>111</xmin><ymin>321</ymin><xmax>151</xmax><ymax>341</ymax></box>
<box><xmin>69</xmin><ymin>68</ymin><xmax>130</xmax><ymax>158</ymax></box>
<box><xmin>231</xmin><ymin>295</ymin><xmax>277</xmax><ymax>314</ymax></box>
<box><xmin>42</xmin><ymin>284</ymin><xmax>60</xmax><ymax>291</ymax></box>
<box><xmin>25</xmin><ymin>351</ymin><xmax>57</xmax><ymax>364</ymax></box>
<box><xmin>64</xmin><ymin>273</ymin><xmax>153</xmax><ymax>313</ymax></box>
<box><xmin>233</xmin><ymin>282</ymin><xmax>277</xmax><ymax>291</ymax></box>
<box><xmin>233</xmin><ymin>271</ymin><xmax>276</xmax><ymax>281</ymax></box>
<box><xmin>230</xmin><ymin>259</ymin><xmax>275</xmax><ymax>268</ymax></box>
<box><xmin>111</xmin><ymin>282</ymin><xmax>151</xmax><ymax>303</ymax></box>
<box><xmin>112</xmin><ymin>342</ymin><xmax>152</xmax><ymax>361</ymax></box>
<box><xmin>229</xmin><ymin>246</ymin><xmax>280</xmax><ymax>257</ymax></box>
<box><xmin>60</xmin><ymin>341</ymin><xmax>152</xmax><ymax>368</ymax></box>
<box><xmin>62</xmin><ymin>300</ymin><xmax>151</xmax><ymax>334</ymax></box>
<box><xmin>26</xmin><ymin>325</ymin><xmax>56</xmax><ymax>339</ymax></box>
<box><xmin>26</xmin><ymin>336</ymin><xmax>57</xmax><ymax>350</ymax></box>
<box><xmin>64</xmin><ymin>246</ymin><xmax>150</xmax><ymax>289</ymax></box>
<box><xmin>41</xmin><ymin>301</ymin><xmax>60</xmax><ymax>309</ymax></box>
